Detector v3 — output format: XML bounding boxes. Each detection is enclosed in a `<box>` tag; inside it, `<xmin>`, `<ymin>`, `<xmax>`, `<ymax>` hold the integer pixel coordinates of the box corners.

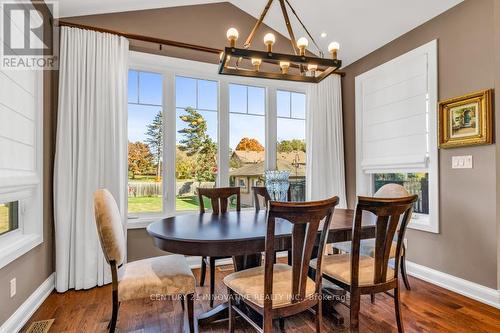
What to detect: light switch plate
<box><xmin>452</xmin><ymin>155</ymin><xmax>473</xmax><ymax>169</ymax></box>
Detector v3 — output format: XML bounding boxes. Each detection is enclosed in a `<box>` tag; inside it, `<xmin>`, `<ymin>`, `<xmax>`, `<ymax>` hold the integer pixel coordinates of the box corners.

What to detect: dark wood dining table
<box><xmin>147</xmin><ymin>208</ymin><xmax>376</xmax><ymax>326</ymax></box>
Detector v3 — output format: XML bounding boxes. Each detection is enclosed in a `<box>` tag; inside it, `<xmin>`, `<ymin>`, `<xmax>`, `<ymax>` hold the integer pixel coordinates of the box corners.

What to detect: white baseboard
<box><xmin>406</xmin><ymin>261</ymin><xmax>500</xmax><ymax>309</ymax></box>
<box><xmin>0</xmin><ymin>273</ymin><xmax>55</xmax><ymax>333</ymax></box>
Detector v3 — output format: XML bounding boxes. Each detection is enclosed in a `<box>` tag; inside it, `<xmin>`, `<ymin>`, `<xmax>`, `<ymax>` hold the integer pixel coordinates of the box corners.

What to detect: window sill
<box><xmin>408</xmin><ymin>213</ymin><xmax>438</xmax><ymax>233</ymax></box>
<box><xmin>127</xmin><ymin>211</ymin><xmax>199</xmax><ymax>229</ymax></box>
<box><xmin>0</xmin><ymin>232</ymin><xmax>43</xmax><ymax>269</ymax></box>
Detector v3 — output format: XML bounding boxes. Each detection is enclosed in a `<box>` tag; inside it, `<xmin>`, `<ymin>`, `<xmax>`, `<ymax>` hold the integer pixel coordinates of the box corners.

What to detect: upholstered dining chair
<box><xmin>224</xmin><ymin>196</ymin><xmax>339</xmax><ymax>332</ymax></box>
<box><xmin>93</xmin><ymin>189</ymin><xmax>196</xmax><ymax>333</ymax></box>
<box><xmin>197</xmin><ymin>186</ymin><xmax>241</xmax><ymax>307</ymax></box>
<box><xmin>252</xmin><ymin>186</ymin><xmax>293</xmax><ymax>265</ymax></box>
<box><xmin>311</xmin><ymin>194</ymin><xmax>417</xmax><ymax>332</ymax></box>
<box><xmin>332</xmin><ymin>184</ymin><xmax>412</xmax><ymax>292</ymax></box>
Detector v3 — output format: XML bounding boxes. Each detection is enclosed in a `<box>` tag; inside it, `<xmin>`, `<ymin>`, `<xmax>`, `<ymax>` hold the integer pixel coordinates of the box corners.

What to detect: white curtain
<box><xmin>54</xmin><ymin>27</ymin><xmax>129</xmax><ymax>292</ymax></box>
<box><xmin>306</xmin><ymin>75</ymin><xmax>347</xmax><ymax>208</ymax></box>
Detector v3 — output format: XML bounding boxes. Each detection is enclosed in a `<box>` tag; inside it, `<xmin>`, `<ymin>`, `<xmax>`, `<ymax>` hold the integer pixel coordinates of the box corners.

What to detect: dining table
<box><xmin>147</xmin><ymin>208</ymin><xmax>376</xmax><ymax>326</ymax></box>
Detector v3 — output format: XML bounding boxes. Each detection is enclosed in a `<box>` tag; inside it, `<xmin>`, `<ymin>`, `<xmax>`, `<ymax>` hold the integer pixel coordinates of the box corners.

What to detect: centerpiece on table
<box><xmin>264</xmin><ymin>170</ymin><xmax>290</xmax><ymax>202</ymax></box>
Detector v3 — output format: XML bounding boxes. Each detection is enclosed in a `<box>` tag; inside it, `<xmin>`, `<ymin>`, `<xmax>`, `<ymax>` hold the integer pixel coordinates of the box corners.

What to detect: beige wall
<box><xmin>0</xmin><ymin>2</ymin><xmax>55</xmax><ymax>325</ymax></box>
<box><xmin>342</xmin><ymin>0</ymin><xmax>499</xmax><ymax>289</ymax></box>
<box><xmin>494</xmin><ymin>1</ymin><xmax>500</xmax><ymax>290</ymax></box>
<box><xmin>127</xmin><ymin>229</ymin><xmax>167</xmax><ymax>262</ymax></box>
<box><xmin>61</xmin><ymin>2</ymin><xmax>296</xmax><ymax>65</ymax></box>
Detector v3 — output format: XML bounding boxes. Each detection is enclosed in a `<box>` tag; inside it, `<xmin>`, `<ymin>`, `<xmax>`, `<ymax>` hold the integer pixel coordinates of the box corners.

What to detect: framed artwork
<box><xmin>438</xmin><ymin>89</ymin><xmax>493</xmax><ymax>148</ymax></box>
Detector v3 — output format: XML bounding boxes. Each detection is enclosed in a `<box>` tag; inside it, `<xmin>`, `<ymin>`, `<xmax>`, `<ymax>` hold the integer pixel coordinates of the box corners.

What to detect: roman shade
<box><xmin>358</xmin><ymin>52</ymin><xmax>429</xmax><ymax>173</ymax></box>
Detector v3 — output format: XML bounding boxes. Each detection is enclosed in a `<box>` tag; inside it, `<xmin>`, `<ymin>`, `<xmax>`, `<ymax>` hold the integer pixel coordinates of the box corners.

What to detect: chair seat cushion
<box><xmin>310</xmin><ymin>254</ymin><xmax>394</xmax><ymax>286</ymax></box>
<box><xmin>223</xmin><ymin>263</ymin><xmax>316</xmax><ymax>309</ymax></box>
<box><xmin>118</xmin><ymin>254</ymin><xmax>195</xmax><ymax>302</ymax></box>
<box><xmin>333</xmin><ymin>239</ymin><xmax>397</xmax><ymax>258</ymax></box>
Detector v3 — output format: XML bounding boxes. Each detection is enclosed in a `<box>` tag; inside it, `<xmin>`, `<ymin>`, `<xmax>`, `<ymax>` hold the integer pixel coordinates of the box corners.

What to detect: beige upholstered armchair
<box><xmin>93</xmin><ymin>189</ymin><xmax>196</xmax><ymax>332</ymax></box>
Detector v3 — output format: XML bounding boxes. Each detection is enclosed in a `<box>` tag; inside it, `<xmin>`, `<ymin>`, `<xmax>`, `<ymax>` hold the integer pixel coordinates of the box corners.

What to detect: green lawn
<box><xmin>127</xmin><ymin>195</ymin><xmax>244</xmax><ymax>213</ymax></box>
<box><xmin>128</xmin><ymin>195</ymin><xmax>214</xmax><ymax>213</ymax></box>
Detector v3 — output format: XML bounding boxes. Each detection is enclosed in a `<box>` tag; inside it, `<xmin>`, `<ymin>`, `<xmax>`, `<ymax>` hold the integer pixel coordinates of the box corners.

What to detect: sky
<box><xmin>128</xmin><ymin>70</ymin><xmax>306</xmax><ymax>150</ymax></box>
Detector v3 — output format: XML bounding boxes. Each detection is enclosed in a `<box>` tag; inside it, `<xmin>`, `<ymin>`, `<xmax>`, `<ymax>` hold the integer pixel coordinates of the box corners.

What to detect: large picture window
<box><xmin>127</xmin><ymin>52</ymin><xmax>307</xmax><ymax>223</ymax></box>
<box><xmin>229</xmin><ymin>84</ymin><xmax>266</xmax><ymax>208</ymax></box>
<box><xmin>127</xmin><ymin>70</ymin><xmax>164</xmax><ymax>215</ymax></box>
<box><xmin>175</xmin><ymin>76</ymin><xmax>218</xmax><ymax>211</ymax></box>
<box><xmin>277</xmin><ymin>91</ymin><xmax>306</xmax><ymax>201</ymax></box>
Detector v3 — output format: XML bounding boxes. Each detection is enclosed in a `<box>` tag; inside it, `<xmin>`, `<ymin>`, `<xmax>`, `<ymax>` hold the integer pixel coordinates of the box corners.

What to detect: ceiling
<box><xmin>57</xmin><ymin>0</ymin><xmax>464</xmax><ymax>66</ymax></box>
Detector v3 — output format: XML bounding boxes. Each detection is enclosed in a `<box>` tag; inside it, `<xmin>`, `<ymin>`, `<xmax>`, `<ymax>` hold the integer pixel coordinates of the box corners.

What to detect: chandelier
<box><xmin>218</xmin><ymin>0</ymin><xmax>341</xmax><ymax>83</ymax></box>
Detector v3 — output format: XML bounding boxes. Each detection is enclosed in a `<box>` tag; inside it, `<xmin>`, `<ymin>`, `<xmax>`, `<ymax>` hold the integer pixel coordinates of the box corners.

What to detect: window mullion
<box><xmin>164</xmin><ymin>71</ymin><xmax>176</xmax><ymax>215</ymax></box>
<box><xmin>266</xmin><ymin>87</ymin><xmax>277</xmax><ymax>170</ymax></box>
<box><xmin>218</xmin><ymin>80</ymin><xmax>230</xmax><ymax>186</ymax></box>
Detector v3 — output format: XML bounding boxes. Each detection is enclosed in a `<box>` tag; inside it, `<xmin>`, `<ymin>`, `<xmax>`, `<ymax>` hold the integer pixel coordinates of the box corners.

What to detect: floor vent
<box><xmin>25</xmin><ymin>319</ymin><xmax>54</xmax><ymax>333</ymax></box>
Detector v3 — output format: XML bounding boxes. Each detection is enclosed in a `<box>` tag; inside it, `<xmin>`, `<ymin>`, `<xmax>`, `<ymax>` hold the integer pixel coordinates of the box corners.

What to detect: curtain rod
<box><xmin>56</xmin><ymin>20</ymin><xmax>345</xmax><ymax>77</ymax></box>
<box><xmin>57</xmin><ymin>20</ymin><xmax>222</xmax><ymax>54</ymax></box>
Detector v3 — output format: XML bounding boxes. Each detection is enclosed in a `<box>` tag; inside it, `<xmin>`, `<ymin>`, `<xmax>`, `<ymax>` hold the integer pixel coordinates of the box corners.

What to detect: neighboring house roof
<box><xmin>231</xmin><ymin>150</ymin><xmax>306</xmax><ymax>164</ymax></box>
<box><xmin>231</xmin><ymin>150</ymin><xmax>265</xmax><ymax>164</ymax></box>
<box><xmin>230</xmin><ymin>160</ymin><xmax>306</xmax><ymax>178</ymax></box>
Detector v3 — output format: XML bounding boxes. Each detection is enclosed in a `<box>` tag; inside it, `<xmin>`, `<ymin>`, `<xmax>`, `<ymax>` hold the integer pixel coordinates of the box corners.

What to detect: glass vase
<box><xmin>265</xmin><ymin>170</ymin><xmax>290</xmax><ymax>202</ymax></box>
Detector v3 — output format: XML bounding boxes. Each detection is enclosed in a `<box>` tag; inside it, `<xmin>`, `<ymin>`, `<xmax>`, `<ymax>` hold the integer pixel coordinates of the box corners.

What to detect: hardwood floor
<box><xmin>22</xmin><ymin>264</ymin><xmax>500</xmax><ymax>333</ymax></box>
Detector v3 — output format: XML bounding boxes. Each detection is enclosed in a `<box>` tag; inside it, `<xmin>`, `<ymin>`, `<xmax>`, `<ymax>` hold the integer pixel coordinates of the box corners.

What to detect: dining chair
<box><xmin>332</xmin><ymin>184</ymin><xmax>412</xmax><ymax>292</ymax></box>
<box><xmin>197</xmin><ymin>186</ymin><xmax>241</xmax><ymax>307</ymax></box>
<box><xmin>252</xmin><ymin>186</ymin><xmax>293</xmax><ymax>265</ymax></box>
<box><xmin>252</xmin><ymin>186</ymin><xmax>292</xmax><ymax>211</ymax></box>
<box><xmin>224</xmin><ymin>196</ymin><xmax>339</xmax><ymax>332</ymax></box>
<box><xmin>311</xmin><ymin>194</ymin><xmax>417</xmax><ymax>332</ymax></box>
<box><xmin>93</xmin><ymin>189</ymin><xmax>196</xmax><ymax>333</ymax></box>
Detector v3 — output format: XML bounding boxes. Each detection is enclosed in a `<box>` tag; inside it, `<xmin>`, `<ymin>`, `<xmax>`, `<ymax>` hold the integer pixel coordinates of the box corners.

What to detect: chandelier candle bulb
<box><xmin>251</xmin><ymin>58</ymin><xmax>262</xmax><ymax>71</ymax></box>
<box><xmin>280</xmin><ymin>61</ymin><xmax>290</xmax><ymax>74</ymax></box>
<box><xmin>297</xmin><ymin>37</ymin><xmax>309</xmax><ymax>56</ymax></box>
<box><xmin>328</xmin><ymin>41</ymin><xmax>340</xmax><ymax>59</ymax></box>
<box><xmin>226</xmin><ymin>28</ymin><xmax>239</xmax><ymax>47</ymax></box>
<box><xmin>307</xmin><ymin>64</ymin><xmax>317</xmax><ymax>75</ymax></box>
<box><xmin>264</xmin><ymin>33</ymin><xmax>276</xmax><ymax>52</ymax></box>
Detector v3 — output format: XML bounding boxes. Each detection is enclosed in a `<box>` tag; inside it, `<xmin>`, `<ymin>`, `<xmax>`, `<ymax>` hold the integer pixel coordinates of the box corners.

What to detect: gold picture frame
<box><xmin>438</xmin><ymin>89</ymin><xmax>493</xmax><ymax>148</ymax></box>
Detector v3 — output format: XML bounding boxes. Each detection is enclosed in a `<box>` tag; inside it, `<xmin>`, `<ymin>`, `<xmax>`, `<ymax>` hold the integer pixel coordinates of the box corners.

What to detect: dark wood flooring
<box><xmin>22</xmin><ymin>264</ymin><xmax>500</xmax><ymax>332</ymax></box>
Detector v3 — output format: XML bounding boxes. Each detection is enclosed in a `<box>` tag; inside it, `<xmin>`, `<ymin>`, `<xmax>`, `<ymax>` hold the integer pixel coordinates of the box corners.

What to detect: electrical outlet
<box><xmin>10</xmin><ymin>278</ymin><xmax>16</xmax><ymax>298</ymax></box>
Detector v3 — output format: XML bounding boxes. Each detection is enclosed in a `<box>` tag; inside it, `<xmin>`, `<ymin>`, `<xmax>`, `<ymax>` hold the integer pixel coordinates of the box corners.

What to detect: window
<box><xmin>127</xmin><ymin>51</ymin><xmax>307</xmax><ymax>223</ymax></box>
<box><xmin>355</xmin><ymin>40</ymin><xmax>438</xmax><ymax>232</ymax></box>
<box><xmin>0</xmin><ymin>24</ymin><xmax>43</xmax><ymax>267</ymax></box>
<box><xmin>175</xmin><ymin>76</ymin><xmax>218</xmax><ymax>211</ymax></box>
<box><xmin>373</xmin><ymin>173</ymin><xmax>429</xmax><ymax>214</ymax></box>
<box><xmin>0</xmin><ymin>202</ymin><xmax>19</xmax><ymax>236</ymax></box>
<box><xmin>127</xmin><ymin>70</ymin><xmax>164</xmax><ymax>215</ymax></box>
<box><xmin>229</xmin><ymin>84</ymin><xmax>265</xmax><ymax>207</ymax></box>
<box><xmin>277</xmin><ymin>91</ymin><xmax>306</xmax><ymax>201</ymax></box>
